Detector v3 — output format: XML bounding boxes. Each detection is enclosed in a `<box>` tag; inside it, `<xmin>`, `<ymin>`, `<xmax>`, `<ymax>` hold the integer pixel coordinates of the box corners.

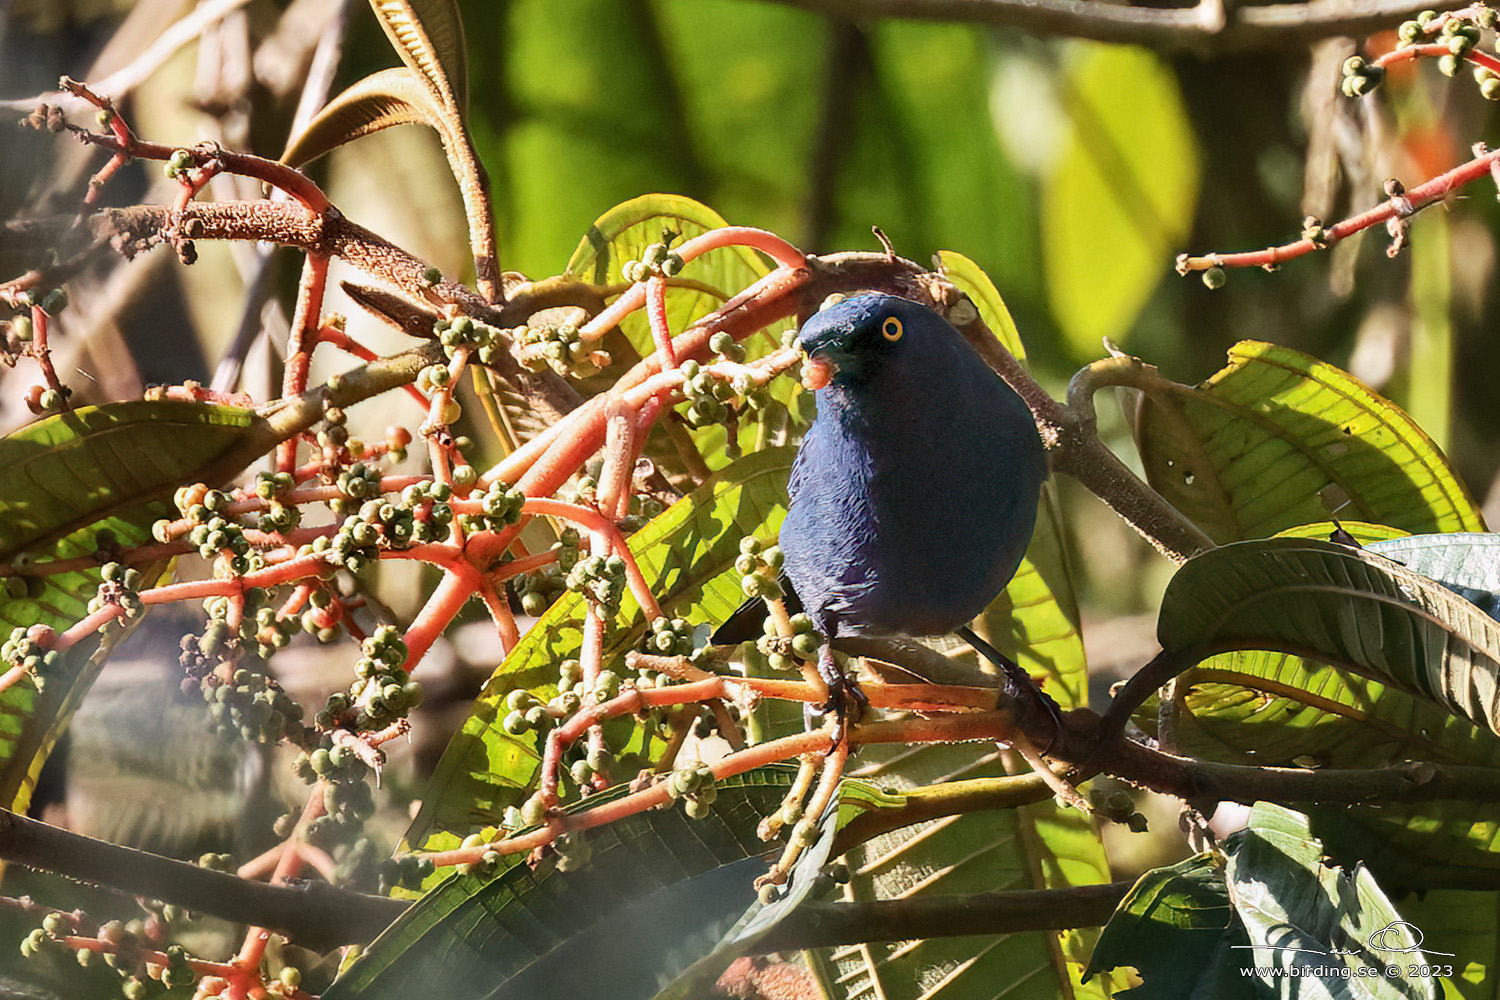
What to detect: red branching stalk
<box><xmin>1179</xmin><ymin>36</ymin><xmax>1500</xmax><ymax>275</ymax></box>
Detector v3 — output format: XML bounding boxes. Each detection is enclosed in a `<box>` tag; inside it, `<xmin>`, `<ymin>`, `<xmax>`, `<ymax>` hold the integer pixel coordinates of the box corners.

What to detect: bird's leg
<box><xmin>813</xmin><ymin>643</ymin><xmax>867</xmax><ymax>752</ymax></box>
<box><xmin>955</xmin><ymin>625</ymin><xmax>1062</xmax><ymax>751</ymax></box>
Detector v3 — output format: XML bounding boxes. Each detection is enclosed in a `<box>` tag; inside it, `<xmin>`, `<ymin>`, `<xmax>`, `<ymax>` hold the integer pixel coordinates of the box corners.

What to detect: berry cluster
<box><xmin>620</xmin><ymin>240</ymin><xmax>685</xmax><ymax>282</ymax></box>
<box><xmin>87</xmin><ymin>561</ymin><xmax>145</xmax><ymax>620</ymax></box>
<box><xmin>23</xmin><ymin>912</ymin><xmax>194</xmax><ymax>999</ymax></box>
<box><xmin>434</xmin><ymin>314</ymin><xmax>499</xmax><ymax>359</ymax></box>
<box><xmin>252</xmin><ymin>471</ymin><xmax>301</xmax><ymax>533</ymax></box>
<box><xmin>664</xmin><ymin>763</ymin><xmax>718</xmax><ymax>820</ymax></box>
<box><xmin>641</xmin><ymin>616</ymin><xmax>694</xmax><ymax>658</ymax></box>
<box><xmin>199</xmin><ymin>666</ymin><xmax>303</xmax><ymax>744</ymax></box>
<box><xmin>332</xmin><ymin>625</ymin><xmax>422</xmax><ymax>732</ymax></box>
<box><xmin>734</xmin><ymin>536</ymin><xmax>784</xmax><ymax>600</ymax></box>
<box><xmin>2</xmin><ymin>625</ymin><xmax>60</xmax><ymax>691</ymax></box>
<box><xmin>458</xmin><ymin>480</ymin><xmax>526</xmax><ymax>535</ymax></box>
<box><xmin>516</xmin><ymin>322</ymin><xmax>609</xmax><ymax>377</ymax></box>
<box><xmin>757</xmin><ymin>612</ymin><xmax>823</xmax><ymax>672</ymax></box>
<box><xmin>377</xmin><ymin>852</ymin><xmax>436</xmax><ymax>894</ymax></box>
<box><xmin>565</xmin><ymin>553</ymin><xmax>628</xmax><ymax>616</ymax></box>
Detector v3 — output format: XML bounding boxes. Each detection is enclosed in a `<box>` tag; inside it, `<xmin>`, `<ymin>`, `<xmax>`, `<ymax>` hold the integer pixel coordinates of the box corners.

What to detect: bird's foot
<box><xmin>956</xmin><ymin>625</ymin><xmax>1063</xmax><ymax>754</ymax></box>
<box><xmin>816</xmin><ymin>648</ymin><xmax>867</xmax><ymax>751</ymax></box>
<box><xmin>1003</xmin><ymin>674</ymin><xmax>1064</xmax><ymax>755</ymax></box>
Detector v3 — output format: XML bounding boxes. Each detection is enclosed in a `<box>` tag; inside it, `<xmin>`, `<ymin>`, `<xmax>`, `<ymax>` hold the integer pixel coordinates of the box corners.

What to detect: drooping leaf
<box><xmin>281</xmin><ymin>68</ymin><xmax>450</xmax><ymax>168</ymax></box>
<box><xmin>404</xmin><ymin>448</ymin><xmax>793</xmax><ymax>855</ymax></box>
<box><xmin>1043</xmin><ymin>43</ymin><xmax>1198</xmax><ymax>356</ymax></box>
<box><xmin>1157</xmin><ymin>535</ymin><xmax>1500</xmax><ymax>738</ymax></box>
<box><xmin>1225</xmin><ymin>803</ymin><xmax>1440</xmax><ymax>999</ymax></box>
<box><xmin>1086</xmin><ymin>852</ymin><xmax>1254</xmax><ymax>1000</ymax></box>
<box><xmin>328</xmin><ymin>768</ymin><xmax>800</xmax><ymax>1000</ymax></box>
<box><xmin>368</xmin><ymin>0</ymin><xmax>467</xmax><ymax>111</ymax></box>
<box><xmin>1135</xmin><ymin>341</ymin><xmax>1483</xmax><ymax>543</ymax></box>
<box><xmin>1146</xmin><ymin>525</ymin><xmax>1500</xmax><ymax>896</ymax></box>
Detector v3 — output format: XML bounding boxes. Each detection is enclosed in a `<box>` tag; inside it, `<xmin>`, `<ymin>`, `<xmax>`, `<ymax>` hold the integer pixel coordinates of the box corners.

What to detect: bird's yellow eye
<box><xmin>881</xmin><ymin>316</ymin><xmax>903</xmax><ymax>341</ymax></box>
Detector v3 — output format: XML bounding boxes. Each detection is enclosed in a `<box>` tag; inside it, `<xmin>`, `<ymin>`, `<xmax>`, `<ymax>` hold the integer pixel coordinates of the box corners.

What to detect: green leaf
<box><xmin>368</xmin><ymin>0</ymin><xmax>467</xmax><ymax>111</ymax></box>
<box><xmin>0</xmin><ymin>401</ymin><xmax>262</xmax><ymax>812</ymax></box>
<box><xmin>1087</xmin><ymin>852</ymin><xmax>1255</xmax><ymax>1000</ymax></box>
<box><xmin>404</xmin><ymin>448</ymin><xmax>793</xmax><ymax>854</ymax></box>
<box><xmin>1043</xmin><ymin>43</ymin><xmax>1198</xmax><ymax>356</ymax></box>
<box><xmin>1226</xmin><ymin>803</ymin><xmax>1440</xmax><ymax>999</ymax></box>
<box><xmin>1147</xmin><ymin>526</ymin><xmax>1500</xmax><ymax>897</ymax></box>
<box><xmin>562</xmin><ymin>192</ymin><xmax>798</xmax><ymax>473</ymax></box>
<box><xmin>1158</xmin><ymin>535</ymin><xmax>1500</xmax><ymax>738</ymax></box>
<box><xmin>1135</xmin><ymin>341</ymin><xmax>1483</xmax><ymax>543</ymax></box>
<box><xmin>281</xmin><ymin>68</ymin><xmax>450</xmax><ymax>168</ymax></box>
<box><xmin>936</xmin><ymin>249</ymin><xmax>1028</xmax><ymax>363</ymax></box>
<box><xmin>329</xmin><ymin>767</ymin><xmax>800</xmax><ymax>1000</ymax></box>
<box><xmin>0</xmin><ymin>401</ymin><xmax>264</xmax><ymax>561</ymax></box>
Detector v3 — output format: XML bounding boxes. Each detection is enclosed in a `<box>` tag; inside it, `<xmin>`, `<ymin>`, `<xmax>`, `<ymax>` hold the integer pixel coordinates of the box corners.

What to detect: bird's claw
<box><xmin>1004</xmin><ymin>676</ymin><xmax>1064</xmax><ymax>755</ymax></box>
<box><xmin>816</xmin><ymin>648</ymin><xmax>866</xmax><ymax>751</ymax></box>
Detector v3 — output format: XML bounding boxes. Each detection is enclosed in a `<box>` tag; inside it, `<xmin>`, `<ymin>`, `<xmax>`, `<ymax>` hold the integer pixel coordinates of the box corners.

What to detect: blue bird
<box><xmin>774</xmin><ymin>291</ymin><xmax>1055</xmax><ymax>728</ymax></box>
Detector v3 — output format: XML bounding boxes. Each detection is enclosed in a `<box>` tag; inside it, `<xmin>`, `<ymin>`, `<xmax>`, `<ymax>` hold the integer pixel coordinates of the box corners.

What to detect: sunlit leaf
<box><xmin>563</xmin><ymin>192</ymin><xmax>798</xmax><ymax>473</ymax></box>
<box><xmin>1135</xmin><ymin>341</ymin><xmax>1483</xmax><ymax>543</ymax></box>
<box><xmin>0</xmin><ymin>401</ymin><xmax>262</xmax><ymax>811</ymax></box>
<box><xmin>1043</xmin><ymin>43</ymin><xmax>1198</xmax><ymax>355</ymax></box>
<box><xmin>0</xmin><ymin>401</ymin><xmax>264</xmax><ymax>560</ymax></box>
<box><xmin>937</xmin><ymin>249</ymin><xmax>1028</xmax><ymax>362</ymax></box>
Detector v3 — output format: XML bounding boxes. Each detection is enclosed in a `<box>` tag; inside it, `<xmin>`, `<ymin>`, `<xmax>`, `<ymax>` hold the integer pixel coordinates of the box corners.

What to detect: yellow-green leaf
<box><xmin>1136</xmin><ymin>341</ymin><xmax>1483</xmax><ymax>542</ymax></box>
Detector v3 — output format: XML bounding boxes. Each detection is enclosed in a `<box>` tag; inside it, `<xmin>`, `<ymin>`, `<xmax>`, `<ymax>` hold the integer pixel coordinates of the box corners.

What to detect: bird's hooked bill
<box><xmin>801</xmin><ymin>353</ymin><xmax>835</xmax><ymax>390</ymax></box>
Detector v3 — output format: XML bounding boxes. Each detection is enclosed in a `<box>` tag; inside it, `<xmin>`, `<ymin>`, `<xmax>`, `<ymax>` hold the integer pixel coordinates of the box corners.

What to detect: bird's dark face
<box><xmin>798</xmin><ymin>293</ymin><xmax>940</xmax><ymax>390</ymax></box>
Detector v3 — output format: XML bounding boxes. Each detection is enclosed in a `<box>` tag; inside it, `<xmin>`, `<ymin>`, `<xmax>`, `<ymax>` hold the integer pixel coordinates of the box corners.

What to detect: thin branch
<box><xmin>0</xmin><ymin>808</ymin><xmax>406</xmax><ymax>951</ymax></box>
<box><xmin>754</xmin><ymin>882</ymin><xmax>1130</xmax><ymax>952</ymax></box>
<box><xmin>761</xmin><ymin>0</ymin><xmax>1465</xmax><ymax>51</ymax></box>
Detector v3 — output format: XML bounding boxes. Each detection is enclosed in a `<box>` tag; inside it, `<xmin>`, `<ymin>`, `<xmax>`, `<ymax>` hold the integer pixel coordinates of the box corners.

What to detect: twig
<box><xmin>759</xmin><ymin>0</ymin><xmax>1464</xmax><ymax>52</ymax></box>
<box><xmin>0</xmin><ymin>808</ymin><xmax>404</xmax><ymax>951</ymax></box>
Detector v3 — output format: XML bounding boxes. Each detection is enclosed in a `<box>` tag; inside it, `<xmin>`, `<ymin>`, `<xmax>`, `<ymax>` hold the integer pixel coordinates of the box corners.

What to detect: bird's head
<box><xmin>798</xmin><ymin>292</ymin><xmax>942</xmax><ymax>391</ymax></box>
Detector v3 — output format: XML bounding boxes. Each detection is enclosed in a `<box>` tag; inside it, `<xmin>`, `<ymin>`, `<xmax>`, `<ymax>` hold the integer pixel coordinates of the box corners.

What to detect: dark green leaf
<box><xmin>1158</xmin><ymin>536</ymin><xmax>1500</xmax><ymax>737</ymax></box>
<box><xmin>1086</xmin><ymin>852</ymin><xmax>1255</xmax><ymax>1000</ymax></box>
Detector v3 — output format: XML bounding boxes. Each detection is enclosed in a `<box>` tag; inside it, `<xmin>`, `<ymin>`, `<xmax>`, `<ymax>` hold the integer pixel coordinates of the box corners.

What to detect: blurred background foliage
<box><xmin>3</xmin><ymin>0</ymin><xmax>1498</xmax><ymax>879</ymax></box>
